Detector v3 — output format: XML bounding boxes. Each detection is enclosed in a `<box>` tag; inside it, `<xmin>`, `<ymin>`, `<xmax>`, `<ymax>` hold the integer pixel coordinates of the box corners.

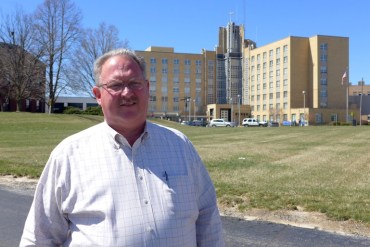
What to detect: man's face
<box><xmin>93</xmin><ymin>55</ymin><xmax>149</xmax><ymax>131</ymax></box>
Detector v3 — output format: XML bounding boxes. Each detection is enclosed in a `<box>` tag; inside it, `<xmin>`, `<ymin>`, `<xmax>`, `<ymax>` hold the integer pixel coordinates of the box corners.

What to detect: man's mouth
<box><xmin>119</xmin><ymin>100</ymin><xmax>136</xmax><ymax>106</ymax></box>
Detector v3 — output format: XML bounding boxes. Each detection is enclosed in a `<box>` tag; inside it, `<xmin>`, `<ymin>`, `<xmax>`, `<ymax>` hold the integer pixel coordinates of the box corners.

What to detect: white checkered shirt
<box><xmin>20</xmin><ymin>121</ymin><xmax>224</xmax><ymax>247</ymax></box>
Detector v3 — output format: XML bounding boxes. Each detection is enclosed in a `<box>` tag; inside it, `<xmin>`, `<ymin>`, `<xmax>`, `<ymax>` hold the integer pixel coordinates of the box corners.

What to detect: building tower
<box><xmin>215</xmin><ymin>22</ymin><xmax>244</xmax><ymax>105</ymax></box>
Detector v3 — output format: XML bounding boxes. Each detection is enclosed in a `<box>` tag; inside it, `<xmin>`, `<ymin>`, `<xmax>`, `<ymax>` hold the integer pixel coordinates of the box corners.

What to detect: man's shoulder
<box><xmin>147</xmin><ymin>121</ymin><xmax>188</xmax><ymax>140</ymax></box>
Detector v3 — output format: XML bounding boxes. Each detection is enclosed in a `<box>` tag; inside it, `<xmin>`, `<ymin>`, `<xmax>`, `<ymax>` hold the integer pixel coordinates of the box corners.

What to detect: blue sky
<box><xmin>1</xmin><ymin>0</ymin><xmax>369</xmax><ymax>85</ymax></box>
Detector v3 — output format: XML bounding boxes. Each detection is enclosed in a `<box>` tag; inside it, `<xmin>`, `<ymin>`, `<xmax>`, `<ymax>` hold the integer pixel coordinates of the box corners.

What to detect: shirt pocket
<box><xmin>163</xmin><ymin>174</ymin><xmax>198</xmax><ymax>219</ymax></box>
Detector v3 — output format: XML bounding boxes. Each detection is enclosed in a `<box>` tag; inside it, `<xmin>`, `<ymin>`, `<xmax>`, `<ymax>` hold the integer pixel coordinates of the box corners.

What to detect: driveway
<box><xmin>1</xmin><ymin>186</ymin><xmax>370</xmax><ymax>247</ymax></box>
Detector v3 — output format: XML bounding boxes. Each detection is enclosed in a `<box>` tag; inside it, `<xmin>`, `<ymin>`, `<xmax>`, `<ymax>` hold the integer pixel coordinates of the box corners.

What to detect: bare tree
<box><xmin>0</xmin><ymin>8</ymin><xmax>45</xmax><ymax>112</ymax></box>
<box><xmin>66</xmin><ymin>22</ymin><xmax>129</xmax><ymax>97</ymax></box>
<box><xmin>33</xmin><ymin>0</ymin><xmax>82</xmax><ymax>113</ymax></box>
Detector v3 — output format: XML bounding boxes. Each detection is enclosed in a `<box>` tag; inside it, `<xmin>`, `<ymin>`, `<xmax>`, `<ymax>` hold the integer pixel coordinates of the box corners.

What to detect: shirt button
<box><xmin>144</xmin><ymin>200</ymin><xmax>148</xmax><ymax>204</ymax></box>
<box><xmin>139</xmin><ymin>176</ymin><xmax>143</xmax><ymax>180</ymax></box>
<box><xmin>146</xmin><ymin>226</ymin><xmax>152</xmax><ymax>232</ymax></box>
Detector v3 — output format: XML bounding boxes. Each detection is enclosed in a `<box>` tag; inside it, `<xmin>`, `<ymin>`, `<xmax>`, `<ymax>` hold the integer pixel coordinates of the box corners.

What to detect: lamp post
<box><xmin>187</xmin><ymin>97</ymin><xmax>191</xmax><ymax>122</ymax></box>
<box><xmin>193</xmin><ymin>99</ymin><xmax>196</xmax><ymax>120</ymax></box>
<box><xmin>302</xmin><ymin>90</ymin><xmax>306</xmax><ymax>126</ymax></box>
<box><xmin>237</xmin><ymin>94</ymin><xmax>241</xmax><ymax>126</ymax></box>
<box><xmin>230</xmin><ymin>97</ymin><xmax>233</xmax><ymax>123</ymax></box>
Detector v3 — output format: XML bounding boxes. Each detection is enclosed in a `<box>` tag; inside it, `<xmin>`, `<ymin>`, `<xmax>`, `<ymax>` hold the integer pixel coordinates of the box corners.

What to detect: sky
<box><xmin>1</xmin><ymin>0</ymin><xmax>369</xmax><ymax>85</ymax></box>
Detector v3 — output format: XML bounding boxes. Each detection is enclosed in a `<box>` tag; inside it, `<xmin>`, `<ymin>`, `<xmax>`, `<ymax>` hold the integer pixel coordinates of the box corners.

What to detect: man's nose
<box><xmin>120</xmin><ymin>85</ymin><xmax>134</xmax><ymax>95</ymax></box>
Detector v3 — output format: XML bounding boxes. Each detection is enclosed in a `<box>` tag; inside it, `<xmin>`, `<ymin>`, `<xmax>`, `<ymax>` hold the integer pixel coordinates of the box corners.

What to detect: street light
<box><xmin>230</xmin><ymin>97</ymin><xmax>233</xmax><ymax>123</ymax></box>
<box><xmin>237</xmin><ymin>94</ymin><xmax>241</xmax><ymax>126</ymax></box>
<box><xmin>187</xmin><ymin>97</ymin><xmax>191</xmax><ymax>122</ymax></box>
<box><xmin>302</xmin><ymin>90</ymin><xmax>306</xmax><ymax>126</ymax></box>
<box><xmin>193</xmin><ymin>99</ymin><xmax>196</xmax><ymax>120</ymax></box>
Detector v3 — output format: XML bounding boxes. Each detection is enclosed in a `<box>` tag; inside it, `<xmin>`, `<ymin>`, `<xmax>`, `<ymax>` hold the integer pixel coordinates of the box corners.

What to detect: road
<box><xmin>1</xmin><ymin>187</ymin><xmax>370</xmax><ymax>247</ymax></box>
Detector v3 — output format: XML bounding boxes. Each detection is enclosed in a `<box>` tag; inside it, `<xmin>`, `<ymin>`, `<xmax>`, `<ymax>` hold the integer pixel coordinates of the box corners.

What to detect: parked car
<box><xmin>268</xmin><ymin>121</ymin><xmax>280</xmax><ymax>127</ymax></box>
<box><xmin>180</xmin><ymin>120</ymin><xmax>190</xmax><ymax>126</ymax></box>
<box><xmin>191</xmin><ymin>119</ymin><xmax>207</xmax><ymax>127</ymax></box>
<box><xmin>242</xmin><ymin>118</ymin><xmax>267</xmax><ymax>127</ymax></box>
<box><xmin>209</xmin><ymin>119</ymin><xmax>235</xmax><ymax>127</ymax></box>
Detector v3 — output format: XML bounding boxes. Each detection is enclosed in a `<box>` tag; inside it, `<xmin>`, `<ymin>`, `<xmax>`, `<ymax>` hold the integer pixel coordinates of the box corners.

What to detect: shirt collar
<box><xmin>102</xmin><ymin>121</ymin><xmax>150</xmax><ymax>148</ymax></box>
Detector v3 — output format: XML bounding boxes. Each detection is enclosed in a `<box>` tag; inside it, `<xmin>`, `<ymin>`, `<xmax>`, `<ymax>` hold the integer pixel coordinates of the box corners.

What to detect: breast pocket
<box><xmin>163</xmin><ymin>175</ymin><xmax>198</xmax><ymax>219</ymax></box>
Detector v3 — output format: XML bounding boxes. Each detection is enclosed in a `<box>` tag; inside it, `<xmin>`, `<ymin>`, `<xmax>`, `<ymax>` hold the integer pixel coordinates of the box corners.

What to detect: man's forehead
<box><xmin>105</xmin><ymin>55</ymin><xmax>136</xmax><ymax>70</ymax></box>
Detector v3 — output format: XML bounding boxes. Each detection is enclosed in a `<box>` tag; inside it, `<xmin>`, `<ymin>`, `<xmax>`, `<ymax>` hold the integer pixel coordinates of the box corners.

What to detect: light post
<box><xmin>302</xmin><ymin>90</ymin><xmax>306</xmax><ymax>126</ymax></box>
<box><xmin>187</xmin><ymin>97</ymin><xmax>191</xmax><ymax>122</ymax></box>
<box><xmin>193</xmin><ymin>99</ymin><xmax>196</xmax><ymax>120</ymax></box>
<box><xmin>237</xmin><ymin>94</ymin><xmax>241</xmax><ymax>126</ymax></box>
<box><xmin>230</xmin><ymin>97</ymin><xmax>233</xmax><ymax>123</ymax></box>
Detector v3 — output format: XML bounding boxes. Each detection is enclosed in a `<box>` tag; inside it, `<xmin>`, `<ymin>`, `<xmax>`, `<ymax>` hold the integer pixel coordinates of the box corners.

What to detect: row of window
<box><xmin>251</xmin><ymin>45</ymin><xmax>288</xmax><ymax>64</ymax></box>
<box><xmin>150</xmin><ymin>58</ymin><xmax>202</xmax><ymax>66</ymax></box>
<box><xmin>251</xmin><ymin>102</ymin><xmax>289</xmax><ymax>111</ymax></box>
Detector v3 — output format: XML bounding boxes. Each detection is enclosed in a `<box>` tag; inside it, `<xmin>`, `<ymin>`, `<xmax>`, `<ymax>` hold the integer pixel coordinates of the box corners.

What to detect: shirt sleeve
<box><xmin>20</xmin><ymin>153</ymin><xmax>69</xmax><ymax>246</ymax></box>
<box><xmin>188</xmin><ymin>143</ymin><xmax>225</xmax><ymax>247</ymax></box>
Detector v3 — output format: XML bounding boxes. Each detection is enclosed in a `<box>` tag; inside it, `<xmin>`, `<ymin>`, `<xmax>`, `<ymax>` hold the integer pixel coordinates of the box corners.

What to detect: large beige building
<box><xmin>136</xmin><ymin>22</ymin><xmax>350</xmax><ymax>125</ymax></box>
<box><xmin>245</xmin><ymin>35</ymin><xmax>349</xmax><ymax>124</ymax></box>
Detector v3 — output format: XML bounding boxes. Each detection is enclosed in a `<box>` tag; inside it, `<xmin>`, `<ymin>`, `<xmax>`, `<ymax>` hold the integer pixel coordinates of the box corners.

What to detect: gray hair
<box><xmin>93</xmin><ymin>48</ymin><xmax>146</xmax><ymax>85</ymax></box>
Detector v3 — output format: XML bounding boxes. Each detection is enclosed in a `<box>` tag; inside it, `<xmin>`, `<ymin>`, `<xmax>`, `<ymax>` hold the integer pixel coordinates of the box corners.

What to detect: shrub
<box><xmin>83</xmin><ymin>106</ymin><xmax>103</xmax><ymax>116</ymax></box>
<box><xmin>63</xmin><ymin>106</ymin><xmax>82</xmax><ymax>114</ymax></box>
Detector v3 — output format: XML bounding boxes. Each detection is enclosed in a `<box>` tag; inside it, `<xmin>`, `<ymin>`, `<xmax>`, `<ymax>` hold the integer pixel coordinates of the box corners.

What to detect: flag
<box><xmin>341</xmin><ymin>71</ymin><xmax>347</xmax><ymax>85</ymax></box>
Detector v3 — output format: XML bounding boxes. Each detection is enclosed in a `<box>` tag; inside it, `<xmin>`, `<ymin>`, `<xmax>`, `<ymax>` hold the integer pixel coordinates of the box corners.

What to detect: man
<box><xmin>20</xmin><ymin>49</ymin><xmax>225</xmax><ymax>246</ymax></box>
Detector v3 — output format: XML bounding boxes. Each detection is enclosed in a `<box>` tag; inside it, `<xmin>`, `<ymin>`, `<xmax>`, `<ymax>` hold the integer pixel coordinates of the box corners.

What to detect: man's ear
<box><xmin>93</xmin><ymin>87</ymin><xmax>102</xmax><ymax>105</ymax></box>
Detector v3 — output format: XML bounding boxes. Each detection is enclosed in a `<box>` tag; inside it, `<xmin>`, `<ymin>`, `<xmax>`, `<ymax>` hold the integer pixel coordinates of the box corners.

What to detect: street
<box><xmin>1</xmin><ymin>187</ymin><xmax>370</xmax><ymax>247</ymax></box>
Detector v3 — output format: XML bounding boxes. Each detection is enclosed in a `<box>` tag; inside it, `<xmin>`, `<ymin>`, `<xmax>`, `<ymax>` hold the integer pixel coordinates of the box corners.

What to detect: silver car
<box><xmin>209</xmin><ymin>119</ymin><xmax>235</xmax><ymax>127</ymax></box>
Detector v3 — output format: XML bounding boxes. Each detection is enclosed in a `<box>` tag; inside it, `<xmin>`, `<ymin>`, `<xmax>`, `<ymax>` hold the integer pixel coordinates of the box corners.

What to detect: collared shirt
<box><xmin>20</xmin><ymin>121</ymin><xmax>224</xmax><ymax>247</ymax></box>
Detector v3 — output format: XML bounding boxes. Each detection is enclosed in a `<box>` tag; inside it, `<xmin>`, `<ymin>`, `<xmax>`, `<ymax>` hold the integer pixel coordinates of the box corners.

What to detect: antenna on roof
<box><xmin>229</xmin><ymin>11</ymin><xmax>234</xmax><ymax>23</ymax></box>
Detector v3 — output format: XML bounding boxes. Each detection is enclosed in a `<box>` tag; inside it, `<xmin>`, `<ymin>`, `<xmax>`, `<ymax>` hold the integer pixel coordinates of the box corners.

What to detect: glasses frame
<box><xmin>98</xmin><ymin>79</ymin><xmax>147</xmax><ymax>94</ymax></box>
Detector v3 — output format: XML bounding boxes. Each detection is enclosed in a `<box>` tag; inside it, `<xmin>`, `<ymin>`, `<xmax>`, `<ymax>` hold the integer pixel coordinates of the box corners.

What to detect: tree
<box><xmin>66</xmin><ymin>22</ymin><xmax>129</xmax><ymax>97</ymax></box>
<box><xmin>33</xmin><ymin>0</ymin><xmax>82</xmax><ymax>113</ymax></box>
<box><xmin>0</xmin><ymin>8</ymin><xmax>45</xmax><ymax>112</ymax></box>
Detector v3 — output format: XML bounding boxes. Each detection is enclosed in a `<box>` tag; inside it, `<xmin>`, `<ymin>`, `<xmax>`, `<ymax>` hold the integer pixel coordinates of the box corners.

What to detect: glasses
<box><xmin>99</xmin><ymin>79</ymin><xmax>146</xmax><ymax>93</ymax></box>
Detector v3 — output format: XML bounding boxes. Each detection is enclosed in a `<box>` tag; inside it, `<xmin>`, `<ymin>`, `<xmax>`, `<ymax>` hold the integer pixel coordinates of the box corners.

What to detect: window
<box><xmin>320</xmin><ymin>78</ymin><xmax>327</xmax><ymax>85</ymax></box>
<box><xmin>174</xmin><ymin>58</ymin><xmax>179</xmax><ymax>64</ymax></box>
<box><xmin>162</xmin><ymin>58</ymin><xmax>168</xmax><ymax>64</ymax></box>
<box><xmin>150</xmin><ymin>58</ymin><xmax>156</xmax><ymax>64</ymax></box>
<box><xmin>320</xmin><ymin>43</ymin><xmax>328</xmax><ymax>51</ymax></box>
<box><xmin>276</xmin><ymin>58</ymin><xmax>280</xmax><ymax>66</ymax></box>
<box><xmin>283</xmin><ymin>45</ymin><xmax>288</xmax><ymax>53</ymax></box>
<box><xmin>276</xmin><ymin>47</ymin><xmax>280</xmax><ymax>57</ymax></box>
<box><xmin>320</xmin><ymin>54</ymin><xmax>328</xmax><ymax>62</ymax></box>
<box><xmin>276</xmin><ymin>80</ymin><xmax>280</xmax><ymax>88</ymax></box>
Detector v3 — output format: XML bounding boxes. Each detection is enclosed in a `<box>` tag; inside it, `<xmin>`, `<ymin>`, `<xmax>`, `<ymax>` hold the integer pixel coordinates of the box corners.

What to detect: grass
<box><xmin>1</xmin><ymin>112</ymin><xmax>370</xmax><ymax>225</ymax></box>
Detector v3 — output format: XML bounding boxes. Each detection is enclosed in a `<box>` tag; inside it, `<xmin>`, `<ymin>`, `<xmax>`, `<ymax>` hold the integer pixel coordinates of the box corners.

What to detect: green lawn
<box><xmin>1</xmin><ymin>112</ymin><xmax>370</xmax><ymax>225</ymax></box>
